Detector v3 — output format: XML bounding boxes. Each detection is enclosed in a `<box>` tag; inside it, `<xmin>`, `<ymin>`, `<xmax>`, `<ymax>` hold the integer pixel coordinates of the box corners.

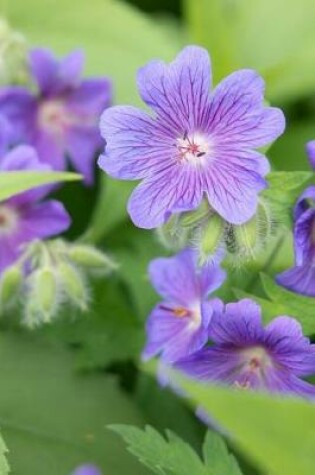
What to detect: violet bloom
<box><xmin>71</xmin><ymin>465</ymin><xmax>102</xmax><ymax>475</ymax></box>
<box><xmin>276</xmin><ymin>141</ymin><xmax>315</xmax><ymax>297</ymax></box>
<box><xmin>99</xmin><ymin>45</ymin><xmax>285</xmax><ymax>229</ymax></box>
<box><xmin>176</xmin><ymin>299</ymin><xmax>315</xmax><ymax>398</ymax></box>
<box><xmin>0</xmin><ymin>145</ymin><xmax>70</xmax><ymax>271</ymax></box>
<box><xmin>142</xmin><ymin>248</ymin><xmax>226</xmax><ymax>363</ymax></box>
<box><xmin>0</xmin><ymin>48</ymin><xmax>111</xmax><ymax>183</ymax></box>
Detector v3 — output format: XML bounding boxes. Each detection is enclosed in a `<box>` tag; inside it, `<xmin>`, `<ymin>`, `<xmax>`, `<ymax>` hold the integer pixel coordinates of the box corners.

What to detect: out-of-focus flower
<box><xmin>0</xmin><ymin>144</ymin><xmax>70</xmax><ymax>272</ymax></box>
<box><xmin>176</xmin><ymin>299</ymin><xmax>315</xmax><ymax>398</ymax></box>
<box><xmin>71</xmin><ymin>464</ymin><xmax>102</xmax><ymax>475</ymax></box>
<box><xmin>142</xmin><ymin>248</ymin><xmax>225</xmax><ymax>363</ymax></box>
<box><xmin>0</xmin><ymin>239</ymin><xmax>117</xmax><ymax>327</ymax></box>
<box><xmin>276</xmin><ymin>141</ymin><xmax>315</xmax><ymax>297</ymax></box>
<box><xmin>0</xmin><ymin>48</ymin><xmax>111</xmax><ymax>183</ymax></box>
<box><xmin>99</xmin><ymin>45</ymin><xmax>285</xmax><ymax>229</ymax></box>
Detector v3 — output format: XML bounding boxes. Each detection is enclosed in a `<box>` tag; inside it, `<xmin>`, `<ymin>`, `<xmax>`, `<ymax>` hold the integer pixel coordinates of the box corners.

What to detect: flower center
<box><xmin>0</xmin><ymin>204</ymin><xmax>19</xmax><ymax>236</ymax></box>
<box><xmin>233</xmin><ymin>346</ymin><xmax>273</xmax><ymax>389</ymax></box>
<box><xmin>38</xmin><ymin>99</ymin><xmax>75</xmax><ymax>135</ymax></box>
<box><xmin>176</xmin><ymin>132</ymin><xmax>210</xmax><ymax>163</ymax></box>
<box><xmin>159</xmin><ymin>303</ymin><xmax>202</xmax><ymax>329</ymax></box>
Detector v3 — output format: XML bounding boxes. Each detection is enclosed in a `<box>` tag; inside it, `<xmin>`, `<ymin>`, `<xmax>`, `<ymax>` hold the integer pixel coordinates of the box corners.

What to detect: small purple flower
<box><xmin>0</xmin><ymin>144</ymin><xmax>70</xmax><ymax>271</ymax></box>
<box><xmin>99</xmin><ymin>45</ymin><xmax>285</xmax><ymax>229</ymax></box>
<box><xmin>142</xmin><ymin>248</ymin><xmax>226</xmax><ymax>363</ymax></box>
<box><xmin>277</xmin><ymin>142</ymin><xmax>315</xmax><ymax>297</ymax></box>
<box><xmin>71</xmin><ymin>465</ymin><xmax>102</xmax><ymax>475</ymax></box>
<box><xmin>0</xmin><ymin>48</ymin><xmax>111</xmax><ymax>184</ymax></box>
<box><xmin>176</xmin><ymin>299</ymin><xmax>315</xmax><ymax>398</ymax></box>
<box><xmin>306</xmin><ymin>140</ymin><xmax>315</xmax><ymax>169</ymax></box>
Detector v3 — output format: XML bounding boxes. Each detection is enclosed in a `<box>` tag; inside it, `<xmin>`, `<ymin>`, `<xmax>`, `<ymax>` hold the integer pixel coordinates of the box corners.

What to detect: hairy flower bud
<box><xmin>68</xmin><ymin>244</ymin><xmax>117</xmax><ymax>273</ymax></box>
<box><xmin>0</xmin><ymin>264</ymin><xmax>22</xmax><ymax>306</ymax></box>
<box><xmin>58</xmin><ymin>262</ymin><xmax>88</xmax><ymax>311</ymax></box>
<box><xmin>0</xmin><ymin>19</ymin><xmax>29</xmax><ymax>85</ymax></box>
<box><xmin>24</xmin><ymin>268</ymin><xmax>59</xmax><ymax>326</ymax></box>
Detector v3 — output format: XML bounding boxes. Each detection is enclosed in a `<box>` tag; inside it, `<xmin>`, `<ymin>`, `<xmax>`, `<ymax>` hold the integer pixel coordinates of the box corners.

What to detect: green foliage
<box><xmin>184</xmin><ymin>0</ymin><xmax>315</xmax><ymax>102</ymax></box>
<box><xmin>0</xmin><ymin>432</ymin><xmax>9</xmax><ymax>475</ymax></box>
<box><xmin>9</xmin><ymin>0</ymin><xmax>183</xmax><ymax>104</ymax></box>
<box><xmin>0</xmin><ymin>171</ymin><xmax>81</xmax><ymax>202</ymax></box>
<box><xmin>180</xmin><ymin>376</ymin><xmax>315</xmax><ymax>475</ymax></box>
<box><xmin>0</xmin><ymin>331</ymin><xmax>148</xmax><ymax>475</ymax></box>
<box><xmin>110</xmin><ymin>424</ymin><xmax>242</xmax><ymax>475</ymax></box>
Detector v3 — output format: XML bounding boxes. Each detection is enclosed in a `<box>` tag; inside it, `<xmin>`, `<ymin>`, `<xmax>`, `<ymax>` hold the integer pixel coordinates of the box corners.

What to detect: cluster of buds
<box><xmin>0</xmin><ymin>19</ymin><xmax>29</xmax><ymax>85</ymax></box>
<box><xmin>158</xmin><ymin>197</ymin><xmax>275</xmax><ymax>266</ymax></box>
<box><xmin>0</xmin><ymin>239</ymin><xmax>117</xmax><ymax>327</ymax></box>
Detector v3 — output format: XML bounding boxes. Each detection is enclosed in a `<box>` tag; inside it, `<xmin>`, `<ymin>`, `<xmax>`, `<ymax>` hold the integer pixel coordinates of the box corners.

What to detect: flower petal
<box><xmin>29</xmin><ymin>48</ymin><xmax>58</xmax><ymax>95</ymax></box>
<box><xmin>148</xmin><ymin>249</ymin><xmax>200</xmax><ymax>305</ymax></box>
<box><xmin>209</xmin><ymin>299</ymin><xmax>263</xmax><ymax>345</ymax></box>
<box><xmin>127</xmin><ymin>164</ymin><xmax>203</xmax><ymax>228</ymax></box>
<box><xmin>16</xmin><ymin>199</ymin><xmax>71</xmax><ymax>241</ymax></box>
<box><xmin>306</xmin><ymin>140</ymin><xmax>315</xmax><ymax>170</ymax></box>
<box><xmin>206</xmin><ymin>69</ymin><xmax>285</xmax><ymax>147</ymax></box>
<box><xmin>59</xmin><ymin>50</ymin><xmax>85</xmax><ymax>89</ymax></box>
<box><xmin>204</xmin><ymin>155</ymin><xmax>266</xmax><ymax>225</ymax></box>
<box><xmin>137</xmin><ymin>45</ymin><xmax>212</xmax><ymax>132</ymax></box>
<box><xmin>66</xmin><ymin>77</ymin><xmax>111</xmax><ymax>116</ymax></box>
<box><xmin>276</xmin><ymin>264</ymin><xmax>315</xmax><ymax>298</ymax></box>
<box><xmin>66</xmin><ymin>126</ymin><xmax>100</xmax><ymax>184</ymax></box>
<box><xmin>0</xmin><ymin>87</ymin><xmax>37</xmax><ymax>141</ymax></box>
<box><xmin>99</xmin><ymin>105</ymin><xmax>173</xmax><ymax>180</ymax></box>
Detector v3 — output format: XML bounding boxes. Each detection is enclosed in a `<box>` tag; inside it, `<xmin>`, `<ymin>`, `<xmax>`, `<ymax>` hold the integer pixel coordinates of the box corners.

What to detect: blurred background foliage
<box><xmin>1</xmin><ymin>0</ymin><xmax>315</xmax><ymax>473</ymax></box>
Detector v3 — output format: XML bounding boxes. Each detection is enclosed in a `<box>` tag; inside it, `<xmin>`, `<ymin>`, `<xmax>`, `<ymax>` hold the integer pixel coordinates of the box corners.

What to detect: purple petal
<box><xmin>199</xmin><ymin>260</ymin><xmax>226</xmax><ymax>296</ymax></box>
<box><xmin>16</xmin><ymin>200</ymin><xmax>71</xmax><ymax>241</ymax></box>
<box><xmin>264</xmin><ymin>316</ymin><xmax>315</xmax><ymax>375</ymax></box>
<box><xmin>67</xmin><ymin>78</ymin><xmax>111</xmax><ymax>115</ymax></box>
<box><xmin>1</xmin><ymin>145</ymin><xmax>52</xmax><ymax>204</ymax></box>
<box><xmin>137</xmin><ymin>45</ymin><xmax>212</xmax><ymax>132</ymax></box>
<box><xmin>148</xmin><ymin>249</ymin><xmax>200</xmax><ymax>305</ymax></box>
<box><xmin>33</xmin><ymin>130</ymin><xmax>66</xmax><ymax>171</ymax></box>
<box><xmin>29</xmin><ymin>48</ymin><xmax>59</xmax><ymax>95</ymax></box>
<box><xmin>0</xmin><ymin>87</ymin><xmax>37</xmax><ymax>141</ymax></box>
<box><xmin>206</xmin><ymin>69</ymin><xmax>285</xmax><ymax>148</ymax></box>
<box><xmin>276</xmin><ymin>264</ymin><xmax>315</xmax><ymax>298</ymax></box>
<box><xmin>58</xmin><ymin>50</ymin><xmax>85</xmax><ymax>89</ymax></box>
<box><xmin>204</xmin><ymin>155</ymin><xmax>267</xmax><ymax>225</ymax></box>
<box><xmin>66</xmin><ymin>126</ymin><xmax>100</xmax><ymax>184</ymax></box>
<box><xmin>128</xmin><ymin>164</ymin><xmax>203</xmax><ymax>229</ymax></box>
<box><xmin>72</xmin><ymin>465</ymin><xmax>102</xmax><ymax>475</ymax></box>
<box><xmin>176</xmin><ymin>346</ymin><xmax>241</xmax><ymax>383</ymax></box>
<box><xmin>0</xmin><ymin>235</ymin><xmax>22</xmax><ymax>271</ymax></box>
<box><xmin>293</xmin><ymin>208</ymin><xmax>315</xmax><ymax>265</ymax></box>
<box><xmin>99</xmin><ymin>105</ymin><xmax>172</xmax><ymax>180</ymax></box>
<box><xmin>0</xmin><ymin>115</ymin><xmax>14</xmax><ymax>155</ymax></box>
<box><xmin>294</xmin><ymin>185</ymin><xmax>315</xmax><ymax>223</ymax></box>
<box><xmin>306</xmin><ymin>140</ymin><xmax>315</xmax><ymax>170</ymax></box>
<box><xmin>209</xmin><ymin>299</ymin><xmax>264</xmax><ymax>345</ymax></box>
<box><xmin>142</xmin><ymin>304</ymin><xmax>209</xmax><ymax>363</ymax></box>
<box><xmin>264</xmin><ymin>368</ymin><xmax>315</xmax><ymax>399</ymax></box>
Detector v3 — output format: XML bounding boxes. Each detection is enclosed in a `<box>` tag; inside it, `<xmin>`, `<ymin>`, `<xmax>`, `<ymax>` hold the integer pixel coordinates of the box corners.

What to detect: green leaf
<box><xmin>0</xmin><ymin>331</ymin><xmax>148</xmax><ymax>475</ymax></box>
<box><xmin>0</xmin><ymin>432</ymin><xmax>9</xmax><ymax>475</ymax></box>
<box><xmin>9</xmin><ymin>0</ymin><xmax>183</xmax><ymax>104</ymax></box>
<box><xmin>110</xmin><ymin>425</ymin><xmax>242</xmax><ymax>475</ymax></box>
<box><xmin>180</xmin><ymin>376</ymin><xmax>315</xmax><ymax>475</ymax></box>
<box><xmin>0</xmin><ymin>171</ymin><xmax>81</xmax><ymax>202</ymax></box>
<box><xmin>260</xmin><ymin>274</ymin><xmax>315</xmax><ymax>334</ymax></box>
<box><xmin>202</xmin><ymin>430</ymin><xmax>242</xmax><ymax>475</ymax></box>
<box><xmin>184</xmin><ymin>0</ymin><xmax>315</xmax><ymax>102</ymax></box>
<box><xmin>266</xmin><ymin>171</ymin><xmax>313</xmax><ymax>192</ymax></box>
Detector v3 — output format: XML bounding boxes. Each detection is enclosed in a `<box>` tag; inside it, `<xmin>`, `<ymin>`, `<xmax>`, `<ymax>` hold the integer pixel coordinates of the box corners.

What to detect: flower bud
<box><xmin>0</xmin><ymin>20</ymin><xmax>29</xmax><ymax>85</ymax></box>
<box><xmin>0</xmin><ymin>264</ymin><xmax>22</xmax><ymax>306</ymax></box>
<box><xmin>24</xmin><ymin>268</ymin><xmax>59</xmax><ymax>327</ymax></box>
<box><xmin>199</xmin><ymin>214</ymin><xmax>224</xmax><ymax>264</ymax></box>
<box><xmin>57</xmin><ymin>262</ymin><xmax>88</xmax><ymax>311</ymax></box>
<box><xmin>69</xmin><ymin>244</ymin><xmax>116</xmax><ymax>273</ymax></box>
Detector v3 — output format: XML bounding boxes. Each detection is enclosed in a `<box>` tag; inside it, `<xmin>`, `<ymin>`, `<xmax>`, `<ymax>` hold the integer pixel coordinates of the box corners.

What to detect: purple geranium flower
<box><xmin>276</xmin><ymin>142</ymin><xmax>315</xmax><ymax>297</ymax></box>
<box><xmin>176</xmin><ymin>299</ymin><xmax>315</xmax><ymax>398</ymax></box>
<box><xmin>99</xmin><ymin>45</ymin><xmax>285</xmax><ymax>229</ymax></box>
<box><xmin>0</xmin><ymin>144</ymin><xmax>70</xmax><ymax>271</ymax></box>
<box><xmin>71</xmin><ymin>465</ymin><xmax>102</xmax><ymax>475</ymax></box>
<box><xmin>142</xmin><ymin>248</ymin><xmax>226</xmax><ymax>363</ymax></box>
<box><xmin>0</xmin><ymin>48</ymin><xmax>111</xmax><ymax>183</ymax></box>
